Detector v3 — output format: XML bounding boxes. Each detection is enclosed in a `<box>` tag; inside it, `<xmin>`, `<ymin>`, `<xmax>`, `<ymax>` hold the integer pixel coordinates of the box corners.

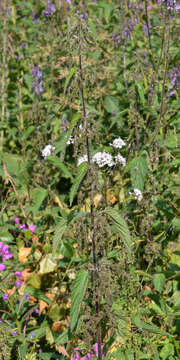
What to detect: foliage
<box><xmin>0</xmin><ymin>0</ymin><xmax>180</xmax><ymax>359</ymax></box>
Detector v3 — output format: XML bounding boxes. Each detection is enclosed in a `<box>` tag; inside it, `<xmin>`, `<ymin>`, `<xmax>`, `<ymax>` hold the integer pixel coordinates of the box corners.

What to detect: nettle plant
<box><xmin>52</xmin><ymin>11</ymin><xmax>135</xmax><ymax>360</ymax></box>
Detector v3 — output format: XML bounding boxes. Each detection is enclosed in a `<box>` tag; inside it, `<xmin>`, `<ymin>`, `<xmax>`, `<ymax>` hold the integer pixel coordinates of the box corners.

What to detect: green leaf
<box><xmin>29</xmin><ymin>187</ymin><xmax>48</xmax><ymax>215</ymax></box>
<box><xmin>133</xmin><ymin>316</ymin><xmax>168</xmax><ymax>335</ymax></box>
<box><xmin>129</xmin><ymin>154</ymin><xmax>148</xmax><ymax>191</ymax></box>
<box><xmin>160</xmin><ymin>344</ymin><xmax>174</xmax><ymax>360</ymax></box>
<box><xmin>105</xmin><ymin>207</ymin><xmax>132</xmax><ymax>260</ymax></box>
<box><xmin>55</xmin><ymin>328</ymin><xmax>71</xmax><ymax>345</ymax></box>
<box><xmin>18</xmin><ymin>345</ymin><xmax>28</xmax><ymax>360</ymax></box>
<box><xmin>70</xmin><ymin>162</ymin><xmax>88</xmax><ymax>206</ymax></box>
<box><xmin>136</xmin><ymin>81</ymin><xmax>145</xmax><ymax>105</ymax></box>
<box><xmin>52</xmin><ymin>218</ymin><xmax>67</xmax><ymax>257</ymax></box>
<box><xmin>64</xmin><ymin>67</ymin><xmax>77</xmax><ymax>94</ymax></box>
<box><xmin>24</xmin><ymin>286</ymin><xmax>53</xmax><ymax>305</ymax></box>
<box><xmin>70</xmin><ymin>269</ymin><xmax>89</xmax><ymax>331</ymax></box>
<box><xmin>22</xmin><ymin>125</ymin><xmax>35</xmax><ymax>140</ymax></box>
<box><xmin>55</xmin><ymin>113</ymin><xmax>81</xmax><ymax>158</ymax></box>
<box><xmin>47</xmin><ymin>155</ymin><xmax>73</xmax><ymax>180</ymax></box>
<box><xmin>153</xmin><ymin>273</ymin><xmax>165</xmax><ymax>293</ymax></box>
<box><xmin>104</xmin><ymin>96</ymin><xmax>119</xmax><ymax>114</ymax></box>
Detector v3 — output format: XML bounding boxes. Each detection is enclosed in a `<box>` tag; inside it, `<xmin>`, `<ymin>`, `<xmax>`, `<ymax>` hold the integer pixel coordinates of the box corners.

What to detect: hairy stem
<box><xmin>78</xmin><ymin>20</ymin><xmax>102</xmax><ymax>360</ymax></box>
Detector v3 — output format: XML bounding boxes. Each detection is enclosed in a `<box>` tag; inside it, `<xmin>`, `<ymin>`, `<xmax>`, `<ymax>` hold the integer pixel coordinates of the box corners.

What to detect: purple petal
<box><xmin>0</xmin><ymin>264</ymin><xmax>6</xmax><ymax>271</ymax></box>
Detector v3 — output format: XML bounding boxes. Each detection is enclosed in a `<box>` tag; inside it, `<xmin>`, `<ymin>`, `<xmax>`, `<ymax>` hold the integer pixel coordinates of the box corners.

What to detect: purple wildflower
<box><xmin>28</xmin><ymin>224</ymin><xmax>36</xmax><ymax>233</ymax></box>
<box><xmin>0</xmin><ymin>242</ymin><xmax>13</xmax><ymax>262</ymax></box>
<box><xmin>14</xmin><ymin>216</ymin><xmax>20</xmax><ymax>224</ymax></box>
<box><xmin>43</xmin><ymin>1</ymin><xmax>55</xmax><ymax>17</ymax></box>
<box><xmin>32</xmin><ymin>65</ymin><xmax>42</xmax><ymax>81</ymax></box>
<box><xmin>32</xmin><ymin>65</ymin><xmax>43</xmax><ymax>95</ymax></box>
<box><xmin>15</xmin><ymin>271</ymin><xmax>22</xmax><ymax>278</ymax></box>
<box><xmin>16</xmin><ymin>280</ymin><xmax>22</xmax><ymax>288</ymax></box>
<box><xmin>32</xmin><ymin>12</ymin><xmax>38</xmax><ymax>23</ymax></box>
<box><xmin>169</xmin><ymin>66</ymin><xmax>180</xmax><ymax>95</ymax></box>
<box><xmin>0</xmin><ymin>264</ymin><xmax>6</xmax><ymax>271</ymax></box>
<box><xmin>11</xmin><ymin>330</ymin><xmax>17</xmax><ymax>335</ymax></box>
<box><xmin>25</xmin><ymin>293</ymin><xmax>30</xmax><ymax>301</ymax></box>
<box><xmin>29</xmin><ymin>332</ymin><xmax>35</xmax><ymax>339</ymax></box>
<box><xmin>2</xmin><ymin>293</ymin><xmax>9</xmax><ymax>301</ymax></box>
<box><xmin>34</xmin><ymin>308</ymin><xmax>39</xmax><ymax>314</ymax></box>
<box><xmin>19</xmin><ymin>224</ymin><xmax>28</xmax><ymax>230</ymax></box>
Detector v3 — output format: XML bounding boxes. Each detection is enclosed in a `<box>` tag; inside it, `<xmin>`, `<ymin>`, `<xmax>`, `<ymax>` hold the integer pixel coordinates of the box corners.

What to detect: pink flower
<box><xmin>0</xmin><ymin>264</ymin><xmax>5</xmax><ymax>271</ymax></box>
<box><xmin>14</xmin><ymin>216</ymin><xmax>20</xmax><ymax>224</ymax></box>
<box><xmin>28</xmin><ymin>224</ymin><xmax>36</xmax><ymax>233</ymax></box>
<box><xmin>19</xmin><ymin>224</ymin><xmax>28</xmax><ymax>230</ymax></box>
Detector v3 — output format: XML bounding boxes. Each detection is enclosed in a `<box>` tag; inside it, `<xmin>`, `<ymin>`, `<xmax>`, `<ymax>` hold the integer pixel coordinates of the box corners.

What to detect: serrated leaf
<box><xmin>153</xmin><ymin>273</ymin><xmax>165</xmax><ymax>293</ymax></box>
<box><xmin>133</xmin><ymin>316</ymin><xmax>168</xmax><ymax>335</ymax></box>
<box><xmin>52</xmin><ymin>218</ymin><xmax>67</xmax><ymax>257</ymax></box>
<box><xmin>47</xmin><ymin>156</ymin><xmax>73</xmax><ymax>180</ymax></box>
<box><xmin>129</xmin><ymin>154</ymin><xmax>148</xmax><ymax>191</ymax></box>
<box><xmin>70</xmin><ymin>269</ymin><xmax>89</xmax><ymax>331</ymax></box>
<box><xmin>105</xmin><ymin>207</ymin><xmax>132</xmax><ymax>260</ymax></box>
<box><xmin>64</xmin><ymin>67</ymin><xmax>77</xmax><ymax>93</ymax></box>
<box><xmin>104</xmin><ymin>96</ymin><xmax>119</xmax><ymax>113</ymax></box>
<box><xmin>29</xmin><ymin>187</ymin><xmax>48</xmax><ymax>215</ymax></box>
<box><xmin>160</xmin><ymin>344</ymin><xmax>174</xmax><ymax>360</ymax></box>
<box><xmin>55</xmin><ymin>328</ymin><xmax>71</xmax><ymax>345</ymax></box>
<box><xmin>70</xmin><ymin>162</ymin><xmax>88</xmax><ymax>206</ymax></box>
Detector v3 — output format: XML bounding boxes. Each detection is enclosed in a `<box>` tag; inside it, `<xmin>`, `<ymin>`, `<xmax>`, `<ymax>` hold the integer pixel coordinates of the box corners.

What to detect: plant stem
<box><xmin>78</xmin><ymin>20</ymin><xmax>102</xmax><ymax>360</ymax></box>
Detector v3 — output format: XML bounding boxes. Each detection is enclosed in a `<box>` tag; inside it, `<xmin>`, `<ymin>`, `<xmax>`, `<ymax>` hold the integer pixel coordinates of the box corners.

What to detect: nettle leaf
<box><xmin>70</xmin><ymin>269</ymin><xmax>89</xmax><ymax>331</ymax></box>
<box><xmin>104</xmin><ymin>96</ymin><xmax>120</xmax><ymax>114</ymax></box>
<box><xmin>153</xmin><ymin>273</ymin><xmax>165</xmax><ymax>293</ymax></box>
<box><xmin>47</xmin><ymin>155</ymin><xmax>73</xmax><ymax>180</ymax></box>
<box><xmin>52</xmin><ymin>218</ymin><xmax>67</xmax><ymax>257</ymax></box>
<box><xmin>70</xmin><ymin>162</ymin><xmax>88</xmax><ymax>206</ymax></box>
<box><xmin>64</xmin><ymin>67</ymin><xmax>77</xmax><ymax>94</ymax></box>
<box><xmin>129</xmin><ymin>153</ymin><xmax>148</xmax><ymax>191</ymax></box>
<box><xmin>133</xmin><ymin>316</ymin><xmax>168</xmax><ymax>335</ymax></box>
<box><xmin>105</xmin><ymin>207</ymin><xmax>132</xmax><ymax>260</ymax></box>
<box><xmin>29</xmin><ymin>187</ymin><xmax>48</xmax><ymax>215</ymax></box>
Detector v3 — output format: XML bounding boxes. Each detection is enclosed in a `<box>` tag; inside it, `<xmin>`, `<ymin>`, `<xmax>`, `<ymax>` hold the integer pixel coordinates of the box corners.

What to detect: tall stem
<box><xmin>78</xmin><ymin>21</ymin><xmax>102</xmax><ymax>360</ymax></box>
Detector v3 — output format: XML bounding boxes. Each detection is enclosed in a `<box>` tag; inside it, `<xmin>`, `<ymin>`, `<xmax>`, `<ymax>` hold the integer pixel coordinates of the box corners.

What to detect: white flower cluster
<box><xmin>92</xmin><ymin>152</ymin><xmax>114</xmax><ymax>168</ymax></box>
<box><xmin>66</xmin><ymin>135</ymin><xmax>74</xmax><ymax>145</ymax></box>
<box><xmin>110</xmin><ymin>137</ymin><xmax>126</xmax><ymax>149</ymax></box>
<box><xmin>114</xmin><ymin>153</ymin><xmax>126</xmax><ymax>167</ymax></box>
<box><xmin>130</xmin><ymin>188</ymin><xmax>143</xmax><ymax>202</ymax></box>
<box><xmin>77</xmin><ymin>155</ymin><xmax>88</xmax><ymax>166</ymax></box>
<box><xmin>66</xmin><ymin>124</ymin><xmax>84</xmax><ymax>146</ymax></box>
<box><xmin>41</xmin><ymin>144</ymin><xmax>55</xmax><ymax>159</ymax></box>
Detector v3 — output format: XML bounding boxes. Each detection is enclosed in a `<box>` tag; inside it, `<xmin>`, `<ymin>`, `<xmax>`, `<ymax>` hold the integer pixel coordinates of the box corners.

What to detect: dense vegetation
<box><xmin>0</xmin><ymin>0</ymin><xmax>180</xmax><ymax>359</ymax></box>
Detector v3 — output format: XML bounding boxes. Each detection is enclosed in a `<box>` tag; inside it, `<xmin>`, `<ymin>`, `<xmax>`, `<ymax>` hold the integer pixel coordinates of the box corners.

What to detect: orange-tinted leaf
<box><xmin>21</xmin><ymin>268</ymin><xmax>31</xmax><ymax>281</ymax></box>
<box><xmin>19</xmin><ymin>248</ymin><xmax>31</xmax><ymax>263</ymax></box>
<box><xmin>6</xmin><ymin>286</ymin><xmax>16</xmax><ymax>296</ymax></box>
<box><xmin>55</xmin><ymin>345</ymin><xmax>69</xmax><ymax>358</ymax></box>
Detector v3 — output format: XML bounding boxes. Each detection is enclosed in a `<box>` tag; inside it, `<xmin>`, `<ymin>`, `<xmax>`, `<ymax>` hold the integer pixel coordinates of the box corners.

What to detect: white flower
<box><xmin>114</xmin><ymin>153</ymin><xmax>126</xmax><ymax>167</ymax></box>
<box><xmin>110</xmin><ymin>137</ymin><xmax>126</xmax><ymax>149</ymax></box>
<box><xmin>130</xmin><ymin>188</ymin><xmax>143</xmax><ymax>202</ymax></box>
<box><xmin>77</xmin><ymin>155</ymin><xmax>88</xmax><ymax>166</ymax></box>
<box><xmin>42</xmin><ymin>144</ymin><xmax>55</xmax><ymax>159</ymax></box>
<box><xmin>66</xmin><ymin>135</ymin><xmax>74</xmax><ymax>145</ymax></box>
<box><xmin>92</xmin><ymin>152</ymin><xmax>114</xmax><ymax>168</ymax></box>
